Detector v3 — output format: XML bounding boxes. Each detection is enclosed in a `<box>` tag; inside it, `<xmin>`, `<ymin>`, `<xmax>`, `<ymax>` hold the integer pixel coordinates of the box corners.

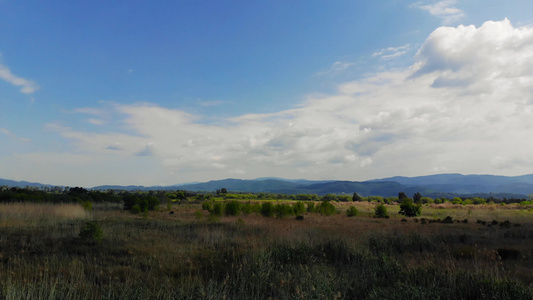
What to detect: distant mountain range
<box><xmin>2</xmin><ymin>173</ymin><xmax>533</xmax><ymax>199</ymax></box>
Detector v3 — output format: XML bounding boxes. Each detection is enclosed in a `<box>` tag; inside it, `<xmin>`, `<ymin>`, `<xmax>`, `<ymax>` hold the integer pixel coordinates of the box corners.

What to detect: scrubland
<box><xmin>0</xmin><ymin>201</ymin><xmax>532</xmax><ymax>299</ymax></box>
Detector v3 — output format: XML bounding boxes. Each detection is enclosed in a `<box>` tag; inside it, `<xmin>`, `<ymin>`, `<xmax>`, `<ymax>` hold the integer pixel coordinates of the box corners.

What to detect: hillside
<box><xmin>2</xmin><ymin>174</ymin><xmax>532</xmax><ymax>198</ymax></box>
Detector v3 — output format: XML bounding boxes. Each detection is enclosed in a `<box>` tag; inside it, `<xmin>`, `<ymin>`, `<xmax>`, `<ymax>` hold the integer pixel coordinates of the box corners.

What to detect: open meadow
<box><xmin>0</xmin><ymin>199</ymin><xmax>532</xmax><ymax>299</ymax></box>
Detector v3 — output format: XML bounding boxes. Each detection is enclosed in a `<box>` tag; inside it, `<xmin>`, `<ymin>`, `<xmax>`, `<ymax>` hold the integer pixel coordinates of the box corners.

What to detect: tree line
<box><xmin>1</xmin><ymin>186</ymin><xmax>531</xmax><ymax>207</ymax></box>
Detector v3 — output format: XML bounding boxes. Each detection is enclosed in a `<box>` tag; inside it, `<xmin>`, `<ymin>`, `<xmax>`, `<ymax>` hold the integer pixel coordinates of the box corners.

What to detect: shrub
<box><xmin>260</xmin><ymin>202</ymin><xmax>275</xmax><ymax>217</ymax></box>
<box><xmin>201</xmin><ymin>201</ymin><xmax>212</xmax><ymax>211</ymax></box>
<box><xmin>316</xmin><ymin>200</ymin><xmax>336</xmax><ymax>216</ymax></box>
<box><xmin>452</xmin><ymin>197</ymin><xmax>463</xmax><ymax>205</ymax></box>
<box><xmin>500</xmin><ymin>220</ymin><xmax>511</xmax><ymax>228</ymax></box>
<box><xmin>79</xmin><ymin>221</ymin><xmax>103</xmax><ymax>244</ymax></box>
<box><xmin>398</xmin><ymin>198</ymin><xmax>421</xmax><ymax>217</ymax></box>
<box><xmin>442</xmin><ymin>216</ymin><xmax>454</xmax><ymax>224</ymax></box>
<box><xmin>274</xmin><ymin>203</ymin><xmax>294</xmax><ymax>218</ymax></box>
<box><xmin>139</xmin><ymin>198</ymin><xmax>149</xmax><ymax>212</ymax></box>
<box><xmin>374</xmin><ymin>204</ymin><xmax>388</xmax><ymax>218</ymax></box>
<box><xmin>146</xmin><ymin>196</ymin><xmax>160</xmax><ymax>210</ymax></box>
<box><xmin>225</xmin><ymin>200</ymin><xmax>241</xmax><ymax>216</ymax></box>
<box><xmin>251</xmin><ymin>202</ymin><xmax>261</xmax><ymax>213</ymax></box>
<box><xmin>212</xmin><ymin>203</ymin><xmax>224</xmax><ymax>216</ymax></box>
<box><xmin>123</xmin><ymin>193</ymin><xmax>138</xmax><ymax>210</ymax></box>
<box><xmin>241</xmin><ymin>201</ymin><xmax>253</xmax><ymax>215</ymax></box>
<box><xmin>306</xmin><ymin>202</ymin><xmax>316</xmax><ymax>213</ymax></box>
<box><xmin>292</xmin><ymin>201</ymin><xmax>306</xmax><ymax>216</ymax></box>
<box><xmin>346</xmin><ymin>206</ymin><xmax>358</xmax><ymax>217</ymax></box>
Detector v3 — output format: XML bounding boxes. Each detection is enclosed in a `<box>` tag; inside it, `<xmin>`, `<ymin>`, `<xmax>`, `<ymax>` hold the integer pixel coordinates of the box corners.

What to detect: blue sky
<box><xmin>1</xmin><ymin>0</ymin><xmax>533</xmax><ymax>187</ymax></box>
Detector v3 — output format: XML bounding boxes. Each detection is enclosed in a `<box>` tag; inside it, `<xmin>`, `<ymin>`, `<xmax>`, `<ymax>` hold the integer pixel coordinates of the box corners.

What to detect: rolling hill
<box><xmin>2</xmin><ymin>174</ymin><xmax>533</xmax><ymax>198</ymax></box>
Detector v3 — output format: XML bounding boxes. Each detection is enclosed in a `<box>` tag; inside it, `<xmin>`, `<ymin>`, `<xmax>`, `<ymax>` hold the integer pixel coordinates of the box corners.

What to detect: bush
<box><xmin>146</xmin><ymin>196</ymin><xmax>160</xmax><ymax>210</ymax></box>
<box><xmin>292</xmin><ymin>201</ymin><xmax>306</xmax><ymax>216</ymax></box>
<box><xmin>306</xmin><ymin>202</ymin><xmax>316</xmax><ymax>213</ymax></box>
<box><xmin>316</xmin><ymin>200</ymin><xmax>336</xmax><ymax>216</ymax></box>
<box><xmin>79</xmin><ymin>221</ymin><xmax>103</xmax><ymax>244</ymax></box>
<box><xmin>124</xmin><ymin>194</ymin><xmax>159</xmax><ymax>212</ymax></box>
<box><xmin>441</xmin><ymin>216</ymin><xmax>454</xmax><ymax>223</ymax></box>
<box><xmin>225</xmin><ymin>200</ymin><xmax>241</xmax><ymax>216</ymax></box>
<box><xmin>274</xmin><ymin>203</ymin><xmax>294</xmax><ymax>218</ymax></box>
<box><xmin>123</xmin><ymin>193</ymin><xmax>138</xmax><ymax>210</ymax></box>
<box><xmin>201</xmin><ymin>201</ymin><xmax>212</xmax><ymax>211</ymax></box>
<box><xmin>212</xmin><ymin>203</ymin><xmax>224</xmax><ymax>216</ymax></box>
<box><xmin>346</xmin><ymin>206</ymin><xmax>358</xmax><ymax>217</ymax></box>
<box><xmin>241</xmin><ymin>201</ymin><xmax>253</xmax><ymax>215</ymax></box>
<box><xmin>260</xmin><ymin>202</ymin><xmax>275</xmax><ymax>217</ymax></box>
<box><xmin>374</xmin><ymin>204</ymin><xmax>389</xmax><ymax>218</ymax></box>
<box><xmin>398</xmin><ymin>198</ymin><xmax>421</xmax><ymax>217</ymax></box>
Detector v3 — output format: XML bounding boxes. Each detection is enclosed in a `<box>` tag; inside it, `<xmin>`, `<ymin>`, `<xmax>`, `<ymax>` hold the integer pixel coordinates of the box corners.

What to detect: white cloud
<box><xmin>414</xmin><ymin>0</ymin><xmax>464</xmax><ymax>24</ymax></box>
<box><xmin>30</xmin><ymin>19</ymin><xmax>533</xmax><ymax>185</ymax></box>
<box><xmin>372</xmin><ymin>44</ymin><xmax>411</xmax><ymax>60</ymax></box>
<box><xmin>87</xmin><ymin>119</ymin><xmax>105</xmax><ymax>125</ymax></box>
<box><xmin>0</xmin><ymin>63</ymin><xmax>39</xmax><ymax>94</ymax></box>
<box><xmin>198</xmin><ymin>100</ymin><xmax>228</xmax><ymax>107</ymax></box>
<box><xmin>316</xmin><ymin>61</ymin><xmax>356</xmax><ymax>76</ymax></box>
<box><xmin>0</xmin><ymin>127</ymin><xmax>30</xmax><ymax>142</ymax></box>
<box><xmin>74</xmin><ymin>107</ymin><xmax>106</xmax><ymax>116</ymax></box>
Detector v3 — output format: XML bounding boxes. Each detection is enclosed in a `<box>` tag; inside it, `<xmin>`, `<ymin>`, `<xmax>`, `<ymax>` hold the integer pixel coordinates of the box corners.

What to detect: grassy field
<box><xmin>0</xmin><ymin>201</ymin><xmax>532</xmax><ymax>299</ymax></box>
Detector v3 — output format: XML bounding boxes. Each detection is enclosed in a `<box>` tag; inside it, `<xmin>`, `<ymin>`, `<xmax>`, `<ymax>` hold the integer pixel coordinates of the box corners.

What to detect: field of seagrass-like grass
<box><xmin>0</xmin><ymin>201</ymin><xmax>532</xmax><ymax>299</ymax></box>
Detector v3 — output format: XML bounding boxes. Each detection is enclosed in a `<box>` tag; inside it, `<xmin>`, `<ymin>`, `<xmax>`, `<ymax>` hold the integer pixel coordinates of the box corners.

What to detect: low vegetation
<box><xmin>0</xmin><ymin>187</ymin><xmax>532</xmax><ymax>299</ymax></box>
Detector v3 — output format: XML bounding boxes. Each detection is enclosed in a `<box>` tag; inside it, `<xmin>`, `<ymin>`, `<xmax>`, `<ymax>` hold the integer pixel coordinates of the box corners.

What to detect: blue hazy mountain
<box><xmin>2</xmin><ymin>174</ymin><xmax>533</xmax><ymax>198</ymax></box>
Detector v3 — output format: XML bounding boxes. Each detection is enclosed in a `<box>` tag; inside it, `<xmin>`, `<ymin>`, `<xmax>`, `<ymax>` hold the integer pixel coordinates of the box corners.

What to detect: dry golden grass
<box><xmin>0</xmin><ymin>203</ymin><xmax>90</xmax><ymax>227</ymax></box>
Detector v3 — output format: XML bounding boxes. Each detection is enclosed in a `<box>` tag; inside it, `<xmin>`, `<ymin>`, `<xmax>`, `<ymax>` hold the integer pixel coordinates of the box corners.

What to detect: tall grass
<box><xmin>0</xmin><ymin>202</ymin><xmax>531</xmax><ymax>299</ymax></box>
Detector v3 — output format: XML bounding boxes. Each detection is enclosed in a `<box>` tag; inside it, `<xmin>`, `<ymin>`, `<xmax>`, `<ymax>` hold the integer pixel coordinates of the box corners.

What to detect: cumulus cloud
<box><xmin>414</xmin><ymin>0</ymin><xmax>464</xmax><ymax>24</ymax></box>
<box><xmin>41</xmin><ymin>19</ymin><xmax>533</xmax><ymax>185</ymax></box>
<box><xmin>0</xmin><ymin>63</ymin><xmax>39</xmax><ymax>94</ymax></box>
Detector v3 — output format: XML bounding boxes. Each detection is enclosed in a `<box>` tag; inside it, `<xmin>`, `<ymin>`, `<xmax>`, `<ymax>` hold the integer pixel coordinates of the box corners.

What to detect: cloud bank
<box><xmin>7</xmin><ymin>19</ymin><xmax>533</xmax><ymax>186</ymax></box>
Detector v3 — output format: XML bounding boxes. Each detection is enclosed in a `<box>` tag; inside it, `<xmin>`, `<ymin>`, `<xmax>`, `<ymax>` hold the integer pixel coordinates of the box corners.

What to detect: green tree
<box><xmin>346</xmin><ymin>206</ymin><xmax>358</xmax><ymax>217</ymax></box>
<box><xmin>225</xmin><ymin>200</ymin><xmax>241</xmax><ymax>216</ymax></box>
<box><xmin>374</xmin><ymin>204</ymin><xmax>389</xmax><ymax>218</ymax></box>
<box><xmin>352</xmin><ymin>192</ymin><xmax>363</xmax><ymax>202</ymax></box>
<box><xmin>316</xmin><ymin>200</ymin><xmax>336</xmax><ymax>216</ymax></box>
<box><xmin>398</xmin><ymin>198</ymin><xmax>421</xmax><ymax>217</ymax></box>
<box><xmin>292</xmin><ymin>201</ymin><xmax>306</xmax><ymax>216</ymax></box>
<box><xmin>398</xmin><ymin>192</ymin><xmax>408</xmax><ymax>201</ymax></box>
<box><xmin>212</xmin><ymin>202</ymin><xmax>224</xmax><ymax>216</ymax></box>
<box><xmin>79</xmin><ymin>221</ymin><xmax>103</xmax><ymax>244</ymax></box>
<box><xmin>274</xmin><ymin>203</ymin><xmax>294</xmax><ymax>218</ymax></box>
<box><xmin>413</xmin><ymin>192</ymin><xmax>422</xmax><ymax>204</ymax></box>
<box><xmin>260</xmin><ymin>202</ymin><xmax>274</xmax><ymax>217</ymax></box>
